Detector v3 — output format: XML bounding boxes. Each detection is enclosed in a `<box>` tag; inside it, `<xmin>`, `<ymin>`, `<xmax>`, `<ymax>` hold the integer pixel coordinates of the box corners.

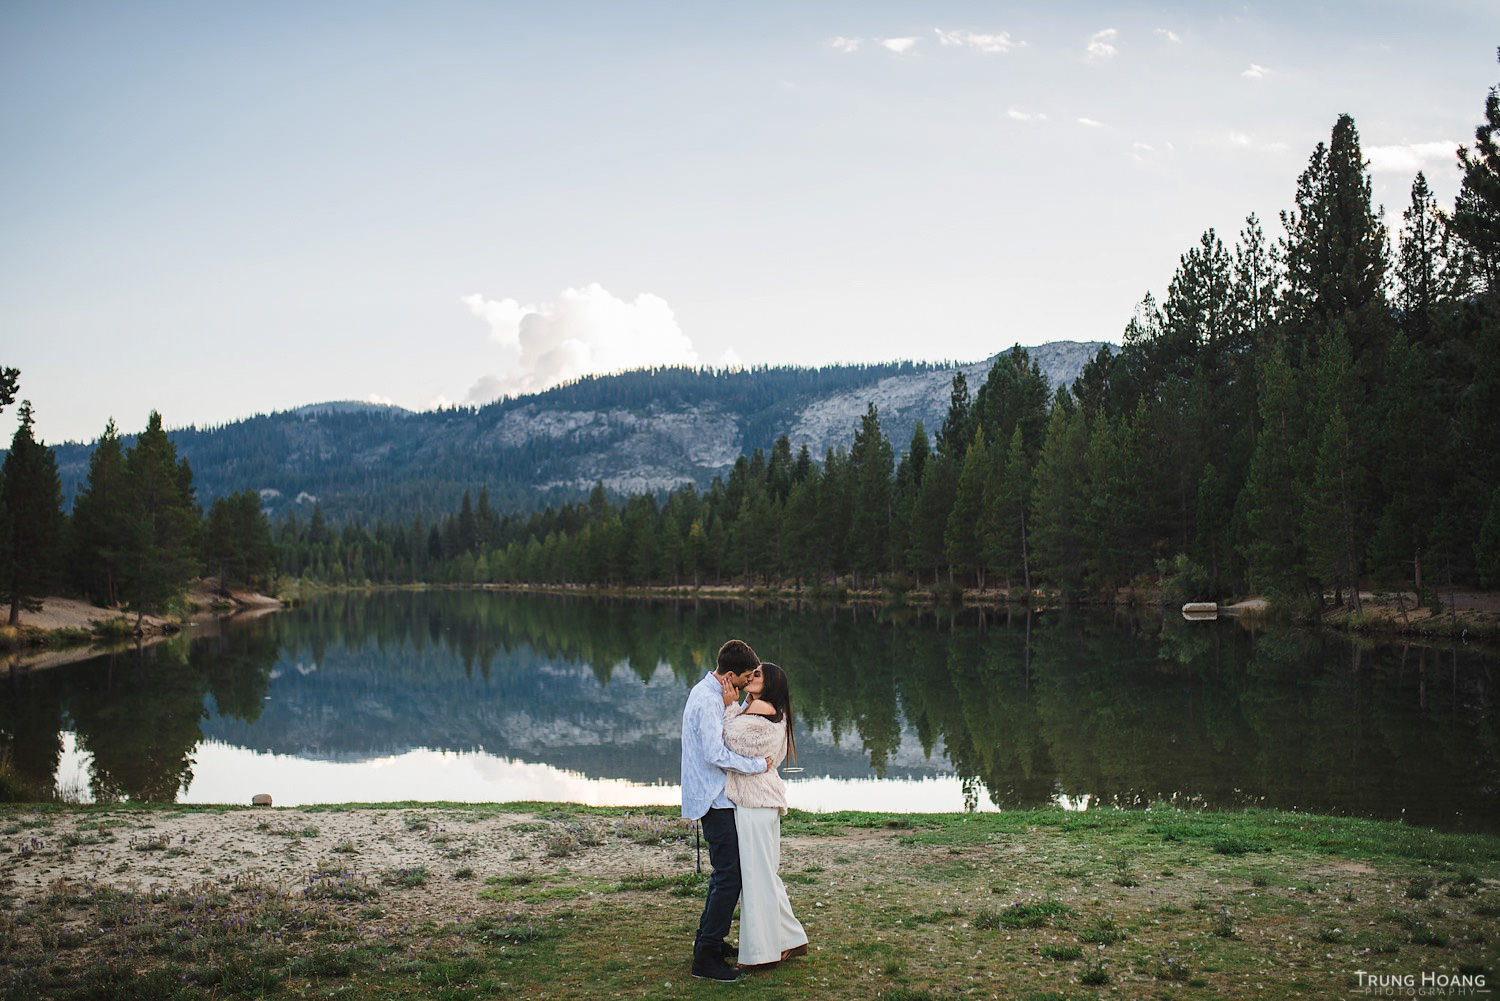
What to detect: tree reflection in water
<box><xmin>1</xmin><ymin>592</ymin><xmax>1493</xmax><ymax>831</ymax></box>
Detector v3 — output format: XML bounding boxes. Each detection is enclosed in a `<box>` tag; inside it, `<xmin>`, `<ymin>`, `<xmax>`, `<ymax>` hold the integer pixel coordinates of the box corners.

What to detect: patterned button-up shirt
<box><xmin>681</xmin><ymin>672</ymin><xmax>767</xmax><ymax>820</ymax></box>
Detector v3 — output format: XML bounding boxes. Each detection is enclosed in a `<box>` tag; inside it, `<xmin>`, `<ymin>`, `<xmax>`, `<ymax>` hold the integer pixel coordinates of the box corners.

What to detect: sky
<box><xmin>2</xmin><ymin>1</ymin><xmax>1496</xmax><ymax>446</ymax></box>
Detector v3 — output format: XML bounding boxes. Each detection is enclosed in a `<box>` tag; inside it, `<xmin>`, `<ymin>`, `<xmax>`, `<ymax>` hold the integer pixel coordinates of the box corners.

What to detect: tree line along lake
<box><xmin>1</xmin><ymin>589</ymin><xmax>1494</xmax><ymax>833</ymax></box>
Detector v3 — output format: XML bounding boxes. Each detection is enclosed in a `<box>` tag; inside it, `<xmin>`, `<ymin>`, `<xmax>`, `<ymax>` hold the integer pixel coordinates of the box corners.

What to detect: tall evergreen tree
<box><xmin>119</xmin><ymin>412</ymin><xmax>201</xmax><ymax>625</ymax></box>
<box><xmin>70</xmin><ymin>420</ymin><xmax>130</xmax><ymax>606</ymax></box>
<box><xmin>848</xmin><ymin>403</ymin><xmax>894</xmax><ymax>582</ymax></box>
<box><xmin>1237</xmin><ymin>346</ymin><xmax>1307</xmax><ymax>599</ymax></box>
<box><xmin>1278</xmin><ymin>114</ymin><xmax>1392</xmax><ymax>372</ymax></box>
<box><xmin>0</xmin><ymin>367</ymin><xmax>17</xmax><ymax>414</ymax></box>
<box><xmin>1448</xmin><ymin>51</ymin><xmax>1500</xmax><ymax>298</ymax></box>
<box><xmin>890</xmin><ymin>422</ymin><xmax>930</xmax><ymax>580</ymax></box>
<box><xmin>0</xmin><ymin>402</ymin><xmax>65</xmax><ymax>625</ymax></box>
<box><xmin>203</xmin><ymin>489</ymin><xmax>275</xmax><ymax>592</ymax></box>
<box><xmin>945</xmin><ymin>426</ymin><xmax>990</xmax><ymax>588</ymax></box>
<box><xmin>1395</xmin><ymin>172</ymin><xmax>1450</xmax><ymax>344</ymax></box>
<box><xmin>979</xmin><ymin>427</ymin><xmax>1032</xmax><ymax>593</ymax></box>
<box><xmin>935</xmin><ymin>371</ymin><xmax>973</xmax><ymax>461</ymax></box>
<box><xmin>1302</xmin><ymin>407</ymin><xmax>1363</xmax><ymax>610</ymax></box>
<box><xmin>1029</xmin><ymin>398</ymin><xmax>1089</xmax><ymax>593</ymax></box>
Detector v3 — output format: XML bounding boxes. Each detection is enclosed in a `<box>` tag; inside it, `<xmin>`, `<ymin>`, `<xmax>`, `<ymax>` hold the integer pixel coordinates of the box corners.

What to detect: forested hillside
<box><xmin>275</xmin><ymin>80</ymin><xmax>1500</xmax><ymax>605</ymax></box>
<box><xmin>42</xmin><ymin>348</ymin><xmax>1099</xmax><ymax>525</ymax></box>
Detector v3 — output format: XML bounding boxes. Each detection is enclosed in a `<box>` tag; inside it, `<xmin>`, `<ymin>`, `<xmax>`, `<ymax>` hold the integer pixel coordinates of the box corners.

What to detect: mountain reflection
<box><xmin>1</xmin><ymin>591</ymin><xmax>1494</xmax><ymax>832</ymax></box>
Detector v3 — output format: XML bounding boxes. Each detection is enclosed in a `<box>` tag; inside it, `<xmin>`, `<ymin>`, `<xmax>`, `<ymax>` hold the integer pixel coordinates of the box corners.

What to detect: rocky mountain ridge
<box><xmin>49</xmin><ymin>341</ymin><xmax>1107</xmax><ymax>521</ymax></box>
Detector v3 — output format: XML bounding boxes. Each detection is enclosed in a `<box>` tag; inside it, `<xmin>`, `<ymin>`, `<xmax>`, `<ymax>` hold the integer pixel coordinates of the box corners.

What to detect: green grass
<box><xmin>0</xmin><ymin>801</ymin><xmax>1496</xmax><ymax>1000</ymax></box>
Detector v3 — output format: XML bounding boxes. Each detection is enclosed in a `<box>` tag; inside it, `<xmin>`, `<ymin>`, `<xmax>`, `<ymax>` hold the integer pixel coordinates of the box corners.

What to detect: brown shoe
<box><xmin>781</xmin><ymin>944</ymin><xmax>809</xmax><ymax>960</ymax></box>
<box><xmin>738</xmin><ymin>960</ymin><xmax>780</xmax><ymax>972</ymax></box>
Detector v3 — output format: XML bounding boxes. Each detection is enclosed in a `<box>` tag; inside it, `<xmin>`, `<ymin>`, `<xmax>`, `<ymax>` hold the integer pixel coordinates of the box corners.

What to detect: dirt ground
<box><xmin>0</xmin><ymin>805</ymin><xmax>831</xmax><ymax>928</ymax></box>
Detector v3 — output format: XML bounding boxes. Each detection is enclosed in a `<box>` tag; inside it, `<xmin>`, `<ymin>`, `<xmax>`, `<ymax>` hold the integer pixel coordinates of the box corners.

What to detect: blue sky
<box><xmin>2</xmin><ymin>1</ymin><xmax>1496</xmax><ymax>445</ymax></box>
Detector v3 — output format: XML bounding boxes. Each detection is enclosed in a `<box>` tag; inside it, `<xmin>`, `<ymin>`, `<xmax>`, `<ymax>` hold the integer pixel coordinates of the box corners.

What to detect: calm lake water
<box><xmin>2</xmin><ymin>591</ymin><xmax>1495</xmax><ymax>832</ymax></box>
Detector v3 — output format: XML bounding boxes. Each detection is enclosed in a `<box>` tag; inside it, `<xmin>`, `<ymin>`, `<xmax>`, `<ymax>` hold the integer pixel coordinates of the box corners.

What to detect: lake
<box><xmin>2</xmin><ymin>590</ymin><xmax>1495</xmax><ymax>832</ymax></box>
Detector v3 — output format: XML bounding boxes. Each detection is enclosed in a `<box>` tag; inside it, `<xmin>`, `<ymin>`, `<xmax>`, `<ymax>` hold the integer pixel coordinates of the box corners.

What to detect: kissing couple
<box><xmin>680</xmin><ymin>639</ymin><xmax>809</xmax><ymax>983</ymax></box>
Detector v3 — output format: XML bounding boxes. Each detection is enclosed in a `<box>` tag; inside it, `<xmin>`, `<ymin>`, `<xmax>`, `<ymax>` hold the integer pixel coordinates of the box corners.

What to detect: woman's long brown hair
<box><xmin>756</xmin><ymin>662</ymin><xmax>797</xmax><ymax>765</ymax></box>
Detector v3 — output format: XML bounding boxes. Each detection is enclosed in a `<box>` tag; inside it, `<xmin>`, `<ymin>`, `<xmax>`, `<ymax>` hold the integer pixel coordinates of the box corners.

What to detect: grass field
<box><xmin>1</xmin><ymin>802</ymin><xmax>1496</xmax><ymax>999</ymax></box>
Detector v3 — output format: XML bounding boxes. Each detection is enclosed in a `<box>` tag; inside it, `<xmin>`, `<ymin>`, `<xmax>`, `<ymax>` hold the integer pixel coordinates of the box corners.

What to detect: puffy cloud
<box><xmin>1008</xmin><ymin>108</ymin><xmax>1046</xmax><ymax>123</ymax></box>
<box><xmin>1242</xmin><ymin>63</ymin><xmax>1270</xmax><ymax>80</ymax></box>
<box><xmin>1077</xmin><ymin>117</ymin><xmax>1104</xmax><ymax>128</ymax></box>
<box><xmin>829</xmin><ymin>36</ymin><xmax>861</xmax><ymax>53</ymax></box>
<box><xmin>880</xmin><ymin>36</ymin><xmax>919</xmax><ymax>54</ymax></box>
<box><xmin>1086</xmin><ymin>28</ymin><xmax>1118</xmax><ymax>60</ymax></box>
<box><xmin>1155</xmin><ymin>28</ymin><xmax>1181</xmax><ymax>43</ymax></box>
<box><xmin>934</xmin><ymin>28</ymin><xmax>1020</xmax><ymax>53</ymax></box>
<box><xmin>1367</xmin><ymin>140</ymin><xmax>1458</xmax><ymax>175</ymax></box>
<box><xmin>461</xmin><ymin>283</ymin><xmax>702</xmax><ymax>403</ymax></box>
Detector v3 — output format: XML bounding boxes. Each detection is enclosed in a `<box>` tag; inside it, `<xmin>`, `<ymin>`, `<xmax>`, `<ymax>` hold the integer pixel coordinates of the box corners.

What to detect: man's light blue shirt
<box><xmin>681</xmin><ymin>672</ymin><xmax>767</xmax><ymax>819</ymax></box>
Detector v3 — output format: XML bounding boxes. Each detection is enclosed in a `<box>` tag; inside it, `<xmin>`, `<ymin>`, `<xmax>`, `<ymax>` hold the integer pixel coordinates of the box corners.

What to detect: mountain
<box><xmin>48</xmin><ymin>341</ymin><xmax>1107</xmax><ymax>523</ymax></box>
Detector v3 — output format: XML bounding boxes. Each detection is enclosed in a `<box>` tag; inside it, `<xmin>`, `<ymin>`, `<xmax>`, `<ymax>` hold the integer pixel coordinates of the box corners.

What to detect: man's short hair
<box><xmin>716</xmin><ymin>639</ymin><xmax>760</xmax><ymax>676</ymax></box>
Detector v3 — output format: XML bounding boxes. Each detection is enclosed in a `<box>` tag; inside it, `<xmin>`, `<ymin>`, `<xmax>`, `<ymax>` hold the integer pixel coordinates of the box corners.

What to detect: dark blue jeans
<box><xmin>694</xmin><ymin>807</ymin><xmax>741</xmax><ymax>949</ymax></box>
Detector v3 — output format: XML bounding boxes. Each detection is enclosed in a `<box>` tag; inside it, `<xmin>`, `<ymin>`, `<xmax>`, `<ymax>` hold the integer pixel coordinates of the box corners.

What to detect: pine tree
<box><xmin>890</xmin><ymin>422</ymin><xmax>930</xmax><ymax>581</ymax></box>
<box><xmin>945</xmin><ymin>426</ymin><xmax>990</xmax><ymax>588</ymax></box>
<box><xmin>1231</xmin><ymin>214</ymin><xmax>1278</xmax><ymax>353</ymax></box>
<box><xmin>1279</xmin><ymin>114</ymin><xmax>1392</xmax><ymax>376</ymax></box>
<box><xmin>203</xmin><ymin>490</ymin><xmax>275</xmax><ymax>592</ymax></box>
<box><xmin>1368</xmin><ymin>332</ymin><xmax>1441</xmax><ymax>594</ymax></box>
<box><xmin>70</xmin><ymin>420</ymin><xmax>130</xmax><ymax>606</ymax></box>
<box><xmin>816</xmin><ymin>447</ymin><xmax>852</xmax><ymax>580</ymax></box>
<box><xmin>1237</xmin><ymin>346</ymin><xmax>1307</xmax><ymax>600</ymax></box>
<box><xmin>979</xmin><ymin>427</ymin><xmax>1032</xmax><ymax>593</ymax></box>
<box><xmin>458</xmin><ymin>492</ymin><xmax>479</xmax><ymax>557</ymax></box>
<box><xmin>0</xmin><ymin>402</ymin><xmax>65</xmax><ymax>625</ymax></box>
<box><xmin>1029</xmin><ymin>399</ymin><xmax>1089</xmax><ymax>593</ymax></box>
<box><xmin>935</xmin><ymin>371</ymin><xmax>973</xmax><ymax>461</ymax></box>
<box><xmin>1449</xmin><ymin>51</ymin><xmax>1500</xmax><ymax>298</ymax></box>
<box><xmin>848</xmin><ymin>403</ymin><xmax>894</xmax><ymax>582</ymax></box>
<box><xmin>907</xmin><ymin>453</ymin><xmax>956</xmax><ymax>583</ymax></box>
<box><xmin>781</xmin><ymin>475</ymin><xmax>821</xmax><ymax>587</ymax></box>
<box><xmin>119</xmin><ymin>412</ymin><xmax>201</xmax><ymax>625</ymax></box>
<box><xmin>973</xmin><ymin>348</ymin><xmax>1050</xmax><ymax>458</ymax></box>
<box><xmin>1395</xmin><ymin>172</ymin><xmax>1450</xmax><ymax>344</ymax></box>
<box><xmin>0</xmin><ymin>367</ymin><xmax>17</xmax><ymax>414</ymax></box>
<box><xmin>1302</xmin><ymin>407</ymin><xmax>1363</xmax><ymax>611</ymax></box>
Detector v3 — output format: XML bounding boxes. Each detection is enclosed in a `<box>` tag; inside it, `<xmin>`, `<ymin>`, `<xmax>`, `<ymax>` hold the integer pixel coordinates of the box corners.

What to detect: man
<box><xmin>681</xmin><ymin>638</ymin><xmax>774</xmax><ymax>983</ymax></box>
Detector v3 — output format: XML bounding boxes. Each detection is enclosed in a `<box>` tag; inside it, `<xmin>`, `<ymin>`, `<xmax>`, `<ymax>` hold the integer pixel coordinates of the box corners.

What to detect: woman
<box><xmin>722</xmin><ymin>661</ymin><xmax>809</xmax><ymax>969</ymax></box>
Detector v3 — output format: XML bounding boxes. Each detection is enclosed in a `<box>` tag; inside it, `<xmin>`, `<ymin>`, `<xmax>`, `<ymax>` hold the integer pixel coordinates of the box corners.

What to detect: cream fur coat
<box><xmin>722</xmin><ymin>703</ymin><xmax>789</xmax><ymax>813</ymax></box>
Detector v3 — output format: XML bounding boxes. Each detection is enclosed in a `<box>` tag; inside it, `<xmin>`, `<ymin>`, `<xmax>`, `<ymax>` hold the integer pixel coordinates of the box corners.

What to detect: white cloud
<box><xmin>1229</xmin><ymin>131</ymin><xmax>1252</xmax><ymax>147</ymax></box>
<box><xmin>1242</xmin><ymin>63</ymin><xmax>1270</xmax><ymax>80</ymax></box>
<box><xmin>460</xmin><ymin>283</ymin><xmax>702</xmax><ymax>403</ymax></box>
<box><xmin>880</xmin><ymin>36</ymin><xmax>919</xmax><ymax>54</ymax></box>
<box><xmin>716</xmin><ymin>347</ymin><xmax>744</xmax><ymax>371</ymax></box>
<box><xmin>1008</xmin><ymin>108</ymin><xmax>1046</xmax><ymax>123</ymax></box>
<box><xmin>1367</xmin><ymin>140</ymin><xmax>1458</xmax><ymax>175</ymax></box>
<box><xmin>366</xmin><ymin>393</ymin><xmax>395</xmax><ymax>406</ymax></box>
<box><xmin>830</xmin><ymin>36</ymin><xmax>861</xmax><ymax>53</ymax></box>
<box><xmin>1087</xmin><ymin>28</ymin><xmax>1118</xmax><ymax>60</ymax></box>
<box><xmin>934</xmin><ymin>28</ymin><xmax>1020</xmax><ymax>53</ymax></box>
<box><xmin>1155</xmin><ymin>28</ymin><xmax>1181</xmax><ymax>43</ymax></box>
<box><xmin>1130</xmin><ymin>142</ymin><xmax>1157</xmax><ymax>162</ymax></box>
<box><xmin>1077</xmin><ymin>117</ymin><xmax>1104</xmax><ymax>128</ymax></box>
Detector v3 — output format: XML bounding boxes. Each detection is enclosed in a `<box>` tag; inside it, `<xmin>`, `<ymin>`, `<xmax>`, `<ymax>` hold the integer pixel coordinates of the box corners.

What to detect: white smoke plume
<box><xmin>460</xmin><ymin>283</ymin><xmax>701</xmax><ymax>404</ymax></box>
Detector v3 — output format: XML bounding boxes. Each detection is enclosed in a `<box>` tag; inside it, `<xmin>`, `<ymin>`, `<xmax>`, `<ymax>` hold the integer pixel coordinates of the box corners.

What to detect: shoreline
<box><xmin>2</xmin><ymin>801</ymin><xmax>1496</xmax><ymax>999</ymax></box>
<box><xmin>0</xmin><ymin>581</ymin><xmax>283</xmax><ymax>675</ymax></box>
<box><xmin>283</xmin><ymin>578</ymin><xmax>1500</xmax><ymax>643</ymax></box>
<box><xmin>7</xmin><ymin>578</ymin><xmax>1495</xmax><ymax>673</ymax></box>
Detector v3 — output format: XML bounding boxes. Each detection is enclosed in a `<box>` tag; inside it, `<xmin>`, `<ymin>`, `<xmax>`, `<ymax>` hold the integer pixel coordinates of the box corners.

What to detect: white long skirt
<box><xmin>734</xmin><ymin>805</ymin><xmax>808</xmax><ymax>966</ymax></box>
